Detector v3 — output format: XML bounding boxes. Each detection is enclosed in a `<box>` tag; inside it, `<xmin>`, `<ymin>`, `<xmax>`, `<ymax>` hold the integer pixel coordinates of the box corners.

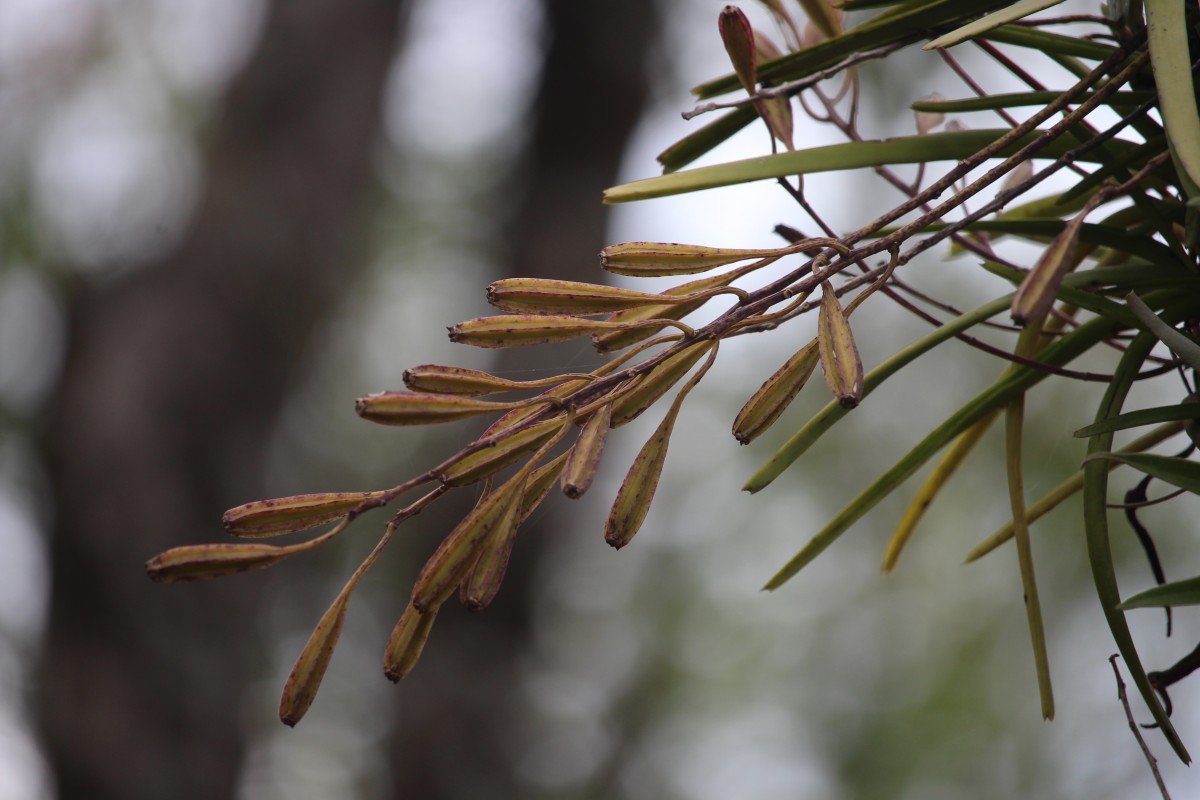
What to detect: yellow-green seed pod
<box><xmin>355</xmin><ymin>391</ymin><xmax>526</xmax><ymax>425</ymax></box>
<box><xmin>222</xmin><ymin>491</ymin><xmax>384</xmax><ymax>537</ymax></box>
<box><xmin>817</xmin><ymin>282</ymin><xmax>864</xmax><ymax>409</ymax></box>
<box><xmin>732</xmin><ymin>338</ymin><xmax>820</xmax><ymax>444</ymax></box>
<box><xmin>402</xmin><ymin>364</ymin><xmax>530</xmax><ymax>396</ymax></box>
<box><xmin>486</xmin><ymin>278</ymin><xmax>673</xmax><ymax>316</ymax></box>
<box><xmin>461</xmin><ymin>474</ymin><xmax>528</xmax><ymax>611</ymax></box>
<box><xmin>610</xmin><ymin>342</ymin><xmax>713</xmax><ymax>427</ymax></box>
<box><xmin>1011</xmin><ymin>210</ymin><xmax>1086</xmax><ymax>326</ymax></box>
<box><xmin>561</xmin><ymin>403</ymin><xmax>613</xmax><ymax>498</ymax></box>
<box><xmin>599</xmin><ymin>242</ymin><xmax>784</xmax><ymax>277</ymax></box>
<box><xmin>145</xmin><ymin>542</ymin><xmax>292</xmax><ymax>582</ymax></box>
<box><xmin>520</xmin><ymin>452</ymin><xmax>568</xmax><ymax>523</ymax></box>
<box><xmin>383</xmin><ymin>603</ymin><xmax>439</xmax><ymax>682</ymax></box>
<box><xmin>449</xmin><ymin>315</ymin><xmax>621</xmax><ymax>348</ymax></box>
<box><xmin>440</xmin><ymin>417</ymin><xmax>564</xmax><ymax>486</ymax></box>
<box><xmin>278</xmin><ymin>581</ymin><xmax>353</xmax><ymax>727</ymax></box>
<box><xmin>411</xmin><ymin>472</ymin><xmax>527</xmax><ymax>612</ymax></box>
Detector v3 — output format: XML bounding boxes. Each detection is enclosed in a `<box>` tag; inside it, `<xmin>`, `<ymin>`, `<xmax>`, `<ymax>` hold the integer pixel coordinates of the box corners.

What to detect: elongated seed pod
<box><xmin>222</xmin><ymin>491</ymin><xmax>384</xmax><ymax>537</ymax></box>
<box><xmin>449</xmin><ymin>315</ymin><xmax>622</xmax><ymax>348</ymax></box>
<box><xmin>383</xmin><ymin>604</ymin><xmax>439</xmax><ymax>682</ymax></box>
<box><xmin>732</xmin><ymin>339</ymin><xmax>820</xmax><ymax>444</ymax></box>
<box><xmin>817</xmin><ymin>282</ymin><xmax>863</xmax><ymax>408</ymax></box>
<box><xmin>610</xmin><ymin>342</ymin><xmax>714</xmax><ymax>426</ymax></box>
<box><xmin>461</xmin><ymin>474</ymin><xmax>528</xmax><ymax>611</ymax></box>
<box><xmin>561</xmin><ymin>403</ymin><xmax>613</xmax><ymax>498</ymax></box>
<box><xmin>355</xmin><ymin>392</ymin><xmax>527</xmax><ymax>425</ymax></box>
<box><xmin>1011</xmin><ymin>210</ymin><xmax>1086</xmax><ymax>326</ymax></box>
<box><xmin>145</xmin><ymin>542</ymin><xmax>292</xmax><ymax>582</ymax></box>
<box><xmin>440</xmin><ymin>417</ymin><xmax>564</xmax><ymax>486</ymax></box>
<box><xmin>487</xmin><ymin>278</ymin><xmax>673</xmax><ymax>316</ymax></box>
<box><xmin>402</xmin><ymin>364</ymin><xmax>532</xmax><ymax>396</ymax></box>
<box><xmin>600</xmin><ymin>242</ymin><xmax>786</xmax><ymax>277</ymax></box>
<box><xmin>279</xmin><ymin>581</ymin><xmax>353</xmax><ymax>726</ymax></box>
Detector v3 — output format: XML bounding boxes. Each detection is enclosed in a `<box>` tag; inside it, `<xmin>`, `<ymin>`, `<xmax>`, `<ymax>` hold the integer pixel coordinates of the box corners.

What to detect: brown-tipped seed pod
<box><xmin>222</xmin><ymin>491</ymin><xmax>384</xmax><ymax>537</ymax></box>
<box><xmin>520</xmin><ymin>452</ymin><xmax>569</xmax><ymax>523</ymax></box>
<box><xmin>610</xmin><ymin>342</ymin><xmax>714</xmax><ymax>426</ymax></box>
<box><xmin>355</xmin><ymin>391</ymin><xmax>526</xmax><ymax>425</ymax></box>
<box><xmin>402</xmin><ymin>364</ymin><xmax>529</xmax><ymax>396</ymax></box>
<box><xmin>605</xmin><ymin>403</ymin><xmax>680</xmax><ymax>550</ymax></box>
<box><xmin>440</xmin><ymin>417</ymin><xmax>564</xmax><ymax>486</ymax></box>
<box><xmin>383</xmin><ymin>603</ymin><xmax>439</xmax><ymax>682</ymax></box>
<box><xmin>145</xmin><ymin>542</ymin><xmax>292</xmax><ymax>582</ymax></box>
<box><xmin>719</xmin><ymin>6</ymin><xmax>758</xmax><ymax>96</ymax></box>
<box><xmin>561</xmin><ymin>403</ymin><xmax>613</xmax><ymax>498</ymax></box>
<box><xmin>599</xmin><ymin>242</ymin><xmax>783</xmax><ymax>277</ymax></box>
<box><xmin>732</xmin><ymin>339</ymin><xmax>820</xmax><ymax>444</ymax></box>
<box><xmin>278</xmin><ymin>582</ymin><xmax>353</xmax><ymax>727</ymax></box>
<box><xmin>410</xmin><ymin>472</ymin><xmax>527</xmax><ymax>612</ymax></box>
<box><xmin>449</xmin><ymin>315</ymin><xmax>621</xmax><ymax>348</ymax></box>
<box><xmin>461</xmin><ymin>474</ymin><xmax>528</xmax><ymax>611</ymax></box>
<box><xmin>486</xmin><ymin>278</ymin><xmax>673</xmax><ymax>316</ymax></box>
<box><xmin>817</xmin><ymin>282</ymin><xmax>864</xmax><ymax>409</ymax></box>
<box><xmin>1011</xmin><ymin>210</ymin><xmax>1085</xmax><ymax>326</ymax></box>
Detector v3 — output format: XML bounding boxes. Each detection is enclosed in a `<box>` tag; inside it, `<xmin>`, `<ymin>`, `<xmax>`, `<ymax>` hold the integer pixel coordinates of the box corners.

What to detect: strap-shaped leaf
<box><xmin>1146</xmin><ymin>0</ymin><xmax>1200</xmax><ymax>193</ymax></box>
<box><xmin>1120</xmin><ymin>576</ymin><xmax>1200</xmax><ymax>610</ymax></box>
<box><xmin>925</xmin><ymin>0</ymin><xmax>1067</xmax><ymax>51</ymax></box>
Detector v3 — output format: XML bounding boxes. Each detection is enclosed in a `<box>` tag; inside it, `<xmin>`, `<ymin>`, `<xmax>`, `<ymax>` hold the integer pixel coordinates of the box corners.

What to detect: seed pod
<box><xmin>145</xmin><ymin>542</ymin><xmax>292</xmax><ymax>583</ymax></box>
<box><xmin>383</xmin><ymin>604</ymin><xmax>439</xmax><ymax>682</ymax></box>
<box><xmin>605</xmin><ymin>344</ymin><xmax>718</xmax><ymax>549</ymax></box>
<box><xmin>520</xmin><ymin>452</ymin><xmax>568</xmax><ymax>523</ymax></box>
<box><xmin>732</xmin><ymin>338</ymin><xmax>820</xmax><ymax>444</ymax></box>
<box><xmin>440</xmin><ymin>417</ymin><xmax>564</xmax><ymax>486</ymax></box>
<box><xmin>279</xmin><ymin>580</ymin><xmax>354</xmax><ymax>726</ymax></box>
<box><xmin>610</xmin><ymin>342</ymin><xmax>713</xmax><ymax>427</ymax></box>
<box><xmin>449</xmin><ymin>315</ymin><xmax>621</xmax><ymax>348</ymax></box>
<box><xmin>461</xmin><ymin>474</ymin><xmax>528</xmax><ymax>611</ymax></box>
<box><xmin>487</xmin><ymin>278</ymin><xmax>672</xmax><ymax>316</ymax></box>
<box><xmin>411</xmin><ymin>467</ymin><xmax>529</xmax><ymax>612</ymax></box>
<box><xmin>1011</xmin><ymin>210</ymin><xmax>1086</xmax><ymax>326</ymax></box>
<box><xmin>599</xmin><ymin>241</ymin><xmax>784</xmax><ymax>277</ymax></box>
<box><xmin>561</xmin><ymin>403</ymin><xmax>613</xmax><ymax>498</ymax></box>
<box><xmin>719</xmin><ymin>6</ymin><xmax>758</xmax><ymax>96</ymax></box>
<box><xmin>222</xmin><ymin>491</ymin><xmax>384</xmax><ymax>537</ymax></box>
<box><xmin>355</xmin><ymin>392</ymin><xmax>526</xmax><ymax>425</ymax></box>
<box><xmin>402</xmin><ymin>364</ymin><xmax>529</xmax><ymax>396</ymax></box>
<box><xmin>817</xmin><ymin>281</ymin><xmax>864</xmax><ymax>409</ymax></box>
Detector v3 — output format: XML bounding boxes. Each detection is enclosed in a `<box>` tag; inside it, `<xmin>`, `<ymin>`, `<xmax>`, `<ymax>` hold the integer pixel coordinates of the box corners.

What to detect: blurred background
<box><xmin>2</xmin><ymin>0</ymin><xmax>1199</xmax><ymax>797</ymax></box>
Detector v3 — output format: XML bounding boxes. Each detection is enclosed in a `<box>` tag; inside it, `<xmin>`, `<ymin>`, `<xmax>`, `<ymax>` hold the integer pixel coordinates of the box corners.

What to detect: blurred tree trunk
<box><xmin>383</xmin><ymin>1</ymin><xmax>659</xmax><ymax>797</ymax></box>
<box><xmin>35</xmin><ymin>2</ymin><xmax>406</xmax><ymax>798</ymax></box>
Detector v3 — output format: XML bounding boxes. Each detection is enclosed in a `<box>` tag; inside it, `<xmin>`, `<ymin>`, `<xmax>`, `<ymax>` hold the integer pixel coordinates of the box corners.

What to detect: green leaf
<box><xmin>1126</xmin><ymin>291</ymin><xmax>1200</xmax><ymax>372</ymax></box>
<box><xmin>1074</xmin><ymin>403</ymin><xmax>1200</xmax><ymax>437</ymax></box>
<box><xmin>657</xmin><ymin>106</ymin><xmax>758</xmax><ymax>173</ymax></box>
<box><xmin>979</xmin><ymin>24</ymin><xmax>1117</xmax><ymax>60</ymax></box>
<box><xmin>759</xmin><ymin>311</ymin><xmax>1125</xmax><ymax>590</ymax></box>
<box><xmin>925</xmin><ymin>0</ymin><xmax>1068</xmax><ymax>51</ymax></box>
<box><xmin>1084</xmin><ymin>452</ymin><xmax>1200</xmax><ymax>494</ymax></box>
<box><xmin>1120</xmin><ymin>576</ymin><xmax>1200</xmax><ymax>609</ymax></box>
<box><xmin>606</xmin><ymin>129</ymin><xmax>1134</xmax><ymax>204</ymax></box>
<box><xmin>1146</xmin><ymin>0</ymin><xmax>1200</xmax><ymax>193</ymax></box>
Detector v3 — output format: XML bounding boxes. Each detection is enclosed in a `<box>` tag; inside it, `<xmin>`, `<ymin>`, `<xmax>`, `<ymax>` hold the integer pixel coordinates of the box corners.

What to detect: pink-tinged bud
<box><xmin>1011</xmin><ymin>210</ymin><xmax>1086</xmax><ymax>326</ymax></box>
<box><xmin>355</xmin><ymin>391</ymin><xmax>526</xmax><ymax>425</ymax></box>
<box><xmin>222</xmin><ymin>491</ymin><xmax>384</xmax><ymax>537</ymax></box>
<box><xmin>719</xmin><ymin>6</ymin><xmax>758</xmax><ymax>96</ymax></box>
<box><xmin>817</xmin><ymin>282</ymin><xmax>863</xmax><ymax>409</ymax></box>
<box><xmin>914</xmin><ymin>93</ymin><xmax>945</xmax><ymax>135</ymax></box>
